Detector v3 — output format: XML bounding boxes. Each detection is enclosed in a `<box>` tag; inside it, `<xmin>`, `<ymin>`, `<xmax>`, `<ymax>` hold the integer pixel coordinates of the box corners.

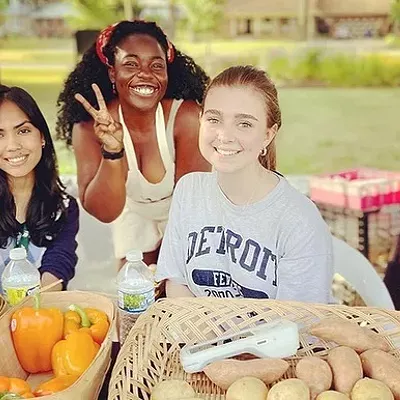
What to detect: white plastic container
<box><xmin>1</xmin><ymin>247</ymin><xmax>40</xmax><ymax>306</ymax></box>
<box><xmin>116</xmin><ymin>249</ymin><xmax>155</xmax><ymax>343</ymax></box>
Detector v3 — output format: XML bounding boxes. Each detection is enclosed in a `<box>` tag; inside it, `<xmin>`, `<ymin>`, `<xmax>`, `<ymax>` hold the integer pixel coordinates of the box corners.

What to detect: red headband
<box><xmin>95</xmin><ymin>21</ymin><xmax>175</xmax><ymax>66</ymax></box>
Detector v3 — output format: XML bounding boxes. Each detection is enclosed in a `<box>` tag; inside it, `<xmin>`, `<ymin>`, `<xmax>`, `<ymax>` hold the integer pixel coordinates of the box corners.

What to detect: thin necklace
<box><xmin>243</xmin><ymin>179</ymin><xmax>259</xmax><ymax>209</ymax></box>
<box><xmin>242</xmin><ymin>170</ymin><xmax>263</xmax><ymax>211</ymax></box>
<box><xmin>218</xmin><ymin>170</ymin><xmax>262</xmax><ymax>211</ymax></box>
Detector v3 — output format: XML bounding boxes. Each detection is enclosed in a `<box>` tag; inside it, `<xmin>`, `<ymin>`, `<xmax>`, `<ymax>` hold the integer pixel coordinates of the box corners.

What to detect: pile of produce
<box><xmin>148</xmin><ymin>317</ymin><xmax>400</xmax><ymax>400</ymax></box>
<box><xmin>0</xmin><ymin>294</ymin><xmax>109</xmax><ymax>398</ymax></box>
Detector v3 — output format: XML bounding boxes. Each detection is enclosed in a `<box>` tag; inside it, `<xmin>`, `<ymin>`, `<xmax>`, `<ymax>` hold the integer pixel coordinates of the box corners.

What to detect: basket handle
<box><xmin>39</xmin><ymin>279</ymin><xmax>63</xmax><ymax>293</ymax></box>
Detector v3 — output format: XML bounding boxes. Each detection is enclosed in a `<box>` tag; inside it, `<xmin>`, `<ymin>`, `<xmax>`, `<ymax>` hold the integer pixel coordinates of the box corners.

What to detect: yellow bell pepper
<box><xmin>64</xmin><ymin>304</ymin><xmax>109</xmax><ymax>344</ymax></box>
<box><xmin>51</xmin><ymin>331</ymin><xmax>100</xmax><ymax>377</ymax></box>
<box><xmin>33</xmin><ymin>375</ymin><xmax>79</xmax><ymax>397</ymax></box>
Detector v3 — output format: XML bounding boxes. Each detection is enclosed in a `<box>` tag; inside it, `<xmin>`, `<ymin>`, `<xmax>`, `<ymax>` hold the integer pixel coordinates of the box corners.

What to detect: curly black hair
<box><xmin>56</xmin><ymin>20</ymin><xmax>209</xmax><ymax>145</ymax></box>
<box><xmin>0</xmin><ymin>85</ymin><xmax>70</xmax><ymax>249</ymax></box>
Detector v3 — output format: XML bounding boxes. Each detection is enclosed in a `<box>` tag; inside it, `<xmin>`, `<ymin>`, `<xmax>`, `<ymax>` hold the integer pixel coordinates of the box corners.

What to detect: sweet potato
<box><xmin>295</xmin><ymin>356</ymin><xmax>332</xmax><ymax>399</ymax></box>
<box><xmin>360</xmin><ymin>349</ymin><xmax>400</xmax><ymax>400</ymax></box>
<box><xmin>327</xmin><ymin>346</ymin><xmax>362</xmax><ymax>395</ymax></box>
<box><xmin>309</xmin><ymin>318</ymin><xmax>390</xmax><ymax>353</ymax></box>
<box><xmin>203</xmin><ymin>358</ymin><xmax>289</xmax><ymax>390</ymax></box>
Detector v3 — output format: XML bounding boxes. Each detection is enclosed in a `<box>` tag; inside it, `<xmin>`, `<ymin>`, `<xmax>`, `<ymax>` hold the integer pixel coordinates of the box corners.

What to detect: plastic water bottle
<box><xmin>1</xmin><ymin>247</ymin><xmax>41</xmax><ymax>306</ymax></box>
<box><xmin>116</xmin><ymin>250</ymin><xmax>155</xmax><ymax>344</ymax></box>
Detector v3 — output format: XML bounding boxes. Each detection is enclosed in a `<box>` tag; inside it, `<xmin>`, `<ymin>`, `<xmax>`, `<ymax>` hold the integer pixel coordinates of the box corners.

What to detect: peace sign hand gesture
<box><xmin>75</xmin><ymin>83</ymin><xmax>124</xmax><ymax>152</ymax></box>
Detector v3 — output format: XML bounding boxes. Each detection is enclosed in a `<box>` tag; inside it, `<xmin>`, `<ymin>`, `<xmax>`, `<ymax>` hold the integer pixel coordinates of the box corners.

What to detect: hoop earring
<box><xmin>260</xmin><ymin>147</ymin><xmax>267</xmax><ymax>156</ymax></box>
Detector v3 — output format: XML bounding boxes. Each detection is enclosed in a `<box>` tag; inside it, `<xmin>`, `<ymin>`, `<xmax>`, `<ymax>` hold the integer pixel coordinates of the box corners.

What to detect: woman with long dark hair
<box><xmin>0</xmin><ymin>85</ymin><xmax>79</xmax><ymax>292</ymax></box>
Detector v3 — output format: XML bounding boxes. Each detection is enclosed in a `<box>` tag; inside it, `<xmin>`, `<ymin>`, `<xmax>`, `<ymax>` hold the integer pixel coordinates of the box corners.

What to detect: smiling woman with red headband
<box><xmin>56</xmin><ymin>20</ymin><xmax>210</xmax><ymax>269</ymax></box>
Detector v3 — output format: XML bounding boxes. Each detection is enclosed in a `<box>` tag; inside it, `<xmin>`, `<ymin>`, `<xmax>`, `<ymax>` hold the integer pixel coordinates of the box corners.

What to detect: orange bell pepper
<box><xmin>64</xmin><ymin>304</ymin><xmax>109</xmax><ymax>344</ymax></box>
<box><xmin>33</xmin><ymin>375</ymin><xmax>79</xmax><ymax>397</ymax></box>
<box><xmin>0</xmin><ymin>376</ymin><xmax>10</xmax><ymax>393</ymax></box>
<box><xmin>0</xmin><ymin>376</ymin><xmax>32</xmax><ymax>398</ymax></box>
<box><xmin>10</xmin><ymin>293</ymin><xmax>64</xmax><ymax>373</ymax></box>
<box><xmin>51</xmin><ymin>331</ymin><xmax>100</xmax><ymax>377</ymax></box>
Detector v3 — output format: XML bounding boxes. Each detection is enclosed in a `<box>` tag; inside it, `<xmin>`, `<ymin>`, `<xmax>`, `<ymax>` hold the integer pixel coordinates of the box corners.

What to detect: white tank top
<box><xmin>111</xmin><ymin>99</ymin><xmax>184</xmax><ymax>257</ymax></box>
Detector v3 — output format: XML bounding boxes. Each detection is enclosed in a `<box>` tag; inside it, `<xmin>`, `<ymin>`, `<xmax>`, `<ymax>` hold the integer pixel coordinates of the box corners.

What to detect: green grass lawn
<box><xmin>0</xmin><ymin>36</ymin><xmax>293</xmax><ymax>59</ymax></box>
<box><xmin>1</xmin><ymin>38</ymin><xmax>399</xmax><ymax>176</ymax></box>
<box><xmin>276</xmin><ymin>88</ymin><xmax>400</xmax><ymax>174</ymax></box>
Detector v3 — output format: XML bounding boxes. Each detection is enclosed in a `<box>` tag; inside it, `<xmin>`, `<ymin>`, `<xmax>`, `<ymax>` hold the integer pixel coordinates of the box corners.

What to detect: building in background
<box><xmin>31</xmin><ymin>2</ymin><xmax>76</xmax><ymax>37</ymax></box>
<box><xmin>1</xmin><ymin>0</ymin><xmax>76</xmax><ymax>37</ymax></box>
<box><xmin>1</xmin><ymin>0</ymin><xmax>31</xmax><ymax>36</ymax></box>
<box><xmin>224</xmin><ymin>0</ymin><xmax>392</xmax><ymax>39</ymax></box>
<box><xmin>1</xmin><ymin>0</ymin><xmax>394</xmax><ymax>40</ymax></box>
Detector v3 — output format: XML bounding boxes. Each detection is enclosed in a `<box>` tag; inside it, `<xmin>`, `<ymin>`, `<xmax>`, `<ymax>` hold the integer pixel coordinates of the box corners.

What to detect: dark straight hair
<box><xmin>0</xmin><ymin>84</ymin><xmax>68</xmax><ymax>248</ymax></box>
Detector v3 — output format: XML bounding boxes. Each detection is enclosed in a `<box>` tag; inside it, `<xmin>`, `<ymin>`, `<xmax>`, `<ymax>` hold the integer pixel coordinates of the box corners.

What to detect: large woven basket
<box><xmin>0</xmin><ymin>295</ymin><xmax>7</xmax><ymax>317</ymax></box>
<box><xmin>108</xmin><ymin>298</ymin><xmax>400</xmax><ymax>400</ymax></box>
<box><xmin>0</xmin><ymin>290</ymin><xmax>115</xmax><ymax>399</ymax></box>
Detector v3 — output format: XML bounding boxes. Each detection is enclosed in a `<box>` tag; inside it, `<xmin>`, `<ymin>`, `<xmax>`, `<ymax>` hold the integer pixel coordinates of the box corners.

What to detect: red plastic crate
<box><xmin>310</xmin><ymin>168</ymin><xmax>400</xmax><ymax>211</ymax></box>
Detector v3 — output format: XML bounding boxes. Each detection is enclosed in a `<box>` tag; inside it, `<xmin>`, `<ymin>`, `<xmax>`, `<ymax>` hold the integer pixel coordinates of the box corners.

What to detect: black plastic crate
<box><xmin>315</xmin><ymin>202</ymin><xmax>400</xmax><ymax>275</ymax></box>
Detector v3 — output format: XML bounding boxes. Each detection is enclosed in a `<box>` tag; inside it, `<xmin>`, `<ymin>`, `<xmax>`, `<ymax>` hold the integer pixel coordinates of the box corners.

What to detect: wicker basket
<box><xmin>0</xmin><ymin>295</ymin><xmax>7</xmax><ymax>317</ymax></box>
<box><xmin>108</xmin><ymin>298</ymin><xmax>400</xmax><ymax>400</ymax></box>
<box><xmin>0</xmin><ymin>290</ymin><xmax>115</xmax><ymax>399</ymax></box>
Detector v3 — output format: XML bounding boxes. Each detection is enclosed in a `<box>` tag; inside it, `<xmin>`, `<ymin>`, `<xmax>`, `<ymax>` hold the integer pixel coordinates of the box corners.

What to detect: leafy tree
<box><xmin>178</xmin><ymin>0</ymin><xmax>224</xmax><ymax>40</ymax></box>
<box><xmin>391</xmin><ymin>0</ymin><xmax>400</xmax><ymax>35</ymax></box>
<box><xmin>68</xmin><ymin>0</ymin><xmax>142</xmax><ymax>30</ymax></box>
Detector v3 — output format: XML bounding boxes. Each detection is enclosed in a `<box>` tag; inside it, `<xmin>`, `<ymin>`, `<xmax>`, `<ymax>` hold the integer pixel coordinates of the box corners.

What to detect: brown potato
<box><xmin>316</xmin><ymin>391</ymin><xmax>350</xmax><ymax>399</ymax></box>
<box><xmin>327</xmin><ymin>346</ymin><xmax>362</xmax><ymax>395</ymax></box>
<box><xmin>351</xmin><ymin>378</ymin><xmax>394</xmax><ymax>400</ymax></box>
<box><xmin>150</xmin><ymin>379</ymin><xmax>195</xmax><ymax>400</ymax></box>
<box><xmin>309</xmin><ymin>318</ymin><xmax>390</xmax><ymax>353</ymax></box>
<box><xmin>295</xmin><ymin>356</ymin><xmax>332</xmax><ymax>399</ymax></box>
<box><xmin>203</xmin><ymin>358</ymin><xmax>289</xmax><ymax>390</ymax></box>
<box><xmin>267</xmin><ymin>378</ymin><xmax>309</xmax><ymax>400</ymax></box>
<box><xmin>226</xmin><ymin>377</ymin><xmax>268</xmax><ymax>400</ymax></box>
<box><xmin>360</xmin><ymin>349</ymin><xmax>400</xmax><ymax>400</ymax></box>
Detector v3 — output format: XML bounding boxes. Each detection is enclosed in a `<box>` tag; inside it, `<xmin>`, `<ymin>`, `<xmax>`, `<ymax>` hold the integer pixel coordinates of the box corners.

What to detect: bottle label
<box><xmin>118</xmin><ymin>287</ymin><xmax>155</xmax><ymax>313</ymax></box>
<box><xmin>4</xmin><ymin>284</ymin><xmax>40</xmax><ymax>306</ymax></box>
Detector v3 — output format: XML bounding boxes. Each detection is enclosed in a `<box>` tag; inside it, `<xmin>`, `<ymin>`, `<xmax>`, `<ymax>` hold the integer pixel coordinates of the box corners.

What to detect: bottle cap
<box><xmin>9</xmin><ymin>247</ymin><xmax>27</xmax><ymax>261</ymax></box>
<box><xmin>126</xmin><ymin>249</ymin><xmax>143</xmax><ymax>262</ymax></box>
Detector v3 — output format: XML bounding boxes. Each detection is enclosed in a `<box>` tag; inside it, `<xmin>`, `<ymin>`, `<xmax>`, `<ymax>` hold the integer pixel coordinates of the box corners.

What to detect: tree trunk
<box><xmin>168</xmin><ymin>0</ymin><xmax>177</xmax><ymax>40</ymax></box>
<box><xmin>123</xmin><ymin>0</ymin><xmax>133</xmax><ymax>20</ymax></box>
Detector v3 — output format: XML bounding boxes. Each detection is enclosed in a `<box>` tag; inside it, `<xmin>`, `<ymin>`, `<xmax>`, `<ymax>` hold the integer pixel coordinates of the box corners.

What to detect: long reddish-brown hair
<box><xmin>201</xmin><ymin>65</ymin><xmax>281</xmax><ymax>170</ymax></box>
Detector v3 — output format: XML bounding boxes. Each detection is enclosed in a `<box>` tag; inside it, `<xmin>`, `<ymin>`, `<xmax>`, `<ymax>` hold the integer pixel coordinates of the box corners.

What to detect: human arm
<box><xmin>72</xmin><ymin>121</ymin><xmax>128</xmax><ymax>223</ymax></box>
<box><xmin>174</xmin><ymin>100</ymin><xmax>211</xmax><ymax>182</ymax></box>
<box><xmin>39</xmin><ymin>197</ymin><xmax>80</xmax><ymax>290</ymax></box>
<box><xmin>166</xmin><ymin>280</ymin><xmax>195</xmax><ymax>298</ymax></box>
<box><xmin>41</xmin><ymin>272</ymin><xmax>63</xmax><ymax>291</ymax></box>
<box><xmin>73</xmin><ymin>84</ymin><xmax>128</xmax><ymax>223</ymax></box>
